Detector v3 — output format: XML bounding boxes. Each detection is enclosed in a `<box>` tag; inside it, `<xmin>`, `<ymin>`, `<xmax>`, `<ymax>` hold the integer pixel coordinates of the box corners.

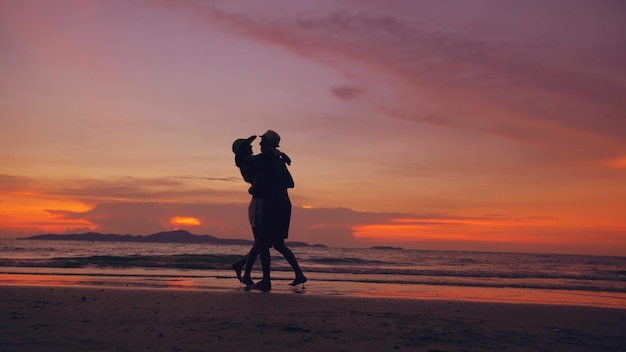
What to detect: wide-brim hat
<box><xmin>260</xmin><ymin>130</ymin><xmax>280</xmax><ymax>148</ymax></box>
<box><xmin>232</xmin><ymin>135</ymin><xmax>256</xmax><ymax>153</ymax></box>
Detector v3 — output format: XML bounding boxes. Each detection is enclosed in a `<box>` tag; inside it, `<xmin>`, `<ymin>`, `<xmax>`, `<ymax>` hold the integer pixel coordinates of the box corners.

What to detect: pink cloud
<box><xmin>156</xmin><ymin>2</ymin><xmax>626</xmax><ymax>162</ymax></box>
<box><xmin>330</xmin><ymin>84</ymin><xmax>363</xmax><ymax>101</ymax></box>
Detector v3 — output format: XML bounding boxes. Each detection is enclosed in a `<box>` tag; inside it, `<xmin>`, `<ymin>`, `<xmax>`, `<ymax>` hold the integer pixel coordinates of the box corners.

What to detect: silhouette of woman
<box><xmin>231</xmin><ymin>131</ymin><xmax>307</xmax><ymax>292</ymax></box>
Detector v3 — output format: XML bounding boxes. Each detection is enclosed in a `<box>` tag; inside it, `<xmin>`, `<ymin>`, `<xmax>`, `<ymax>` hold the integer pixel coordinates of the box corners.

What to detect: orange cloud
<box><xmin>170</xmin><ymin>216</ymin><xmax>202</xmax><ymax>226</ymax></box>
<box><xmin>608</xmin><ymin>156</ymin><xmax>626</xmax><ymax>169</ymax></box>
<box><xmin>352</xmin><ymin>216</ymin><xmax>557</xmax><ymax>243</ymax></box>
<box><xmin>0</xmin><ymin>191</ymin><xmax>95</xmax><ymax>236</ymax></box>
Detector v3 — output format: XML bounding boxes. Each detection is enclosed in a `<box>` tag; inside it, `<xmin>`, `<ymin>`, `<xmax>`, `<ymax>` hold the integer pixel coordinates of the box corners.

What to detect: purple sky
<box><xmin>1</xmin><ymin>0</ymin><xmax>625</xmax><ymax>255</ymax></box>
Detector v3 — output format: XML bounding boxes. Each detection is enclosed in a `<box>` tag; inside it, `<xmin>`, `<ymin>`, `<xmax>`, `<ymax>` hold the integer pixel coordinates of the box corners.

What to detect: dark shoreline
<box><xmin>22</xmin><ymin>229</ymin><xmax>326</xmax><ymax>247</ymax></box>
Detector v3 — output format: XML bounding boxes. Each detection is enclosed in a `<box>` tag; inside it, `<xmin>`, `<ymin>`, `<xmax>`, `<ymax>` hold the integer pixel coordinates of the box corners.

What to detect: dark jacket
<box><xmin>249</xmin><ymin>150</ymin><xmax>294</xmax><ymax>198</ymax></box>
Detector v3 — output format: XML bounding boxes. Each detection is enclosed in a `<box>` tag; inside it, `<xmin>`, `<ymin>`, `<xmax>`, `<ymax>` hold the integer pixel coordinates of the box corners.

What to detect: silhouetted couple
<box><xmin>231</xmin><ymin>130</ymin><xmax>306</xmax><ymax>292</ymax></box>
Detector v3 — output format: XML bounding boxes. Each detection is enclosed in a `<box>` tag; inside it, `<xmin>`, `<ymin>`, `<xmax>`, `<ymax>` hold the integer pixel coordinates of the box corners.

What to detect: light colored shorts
<box><xmin>248</xmin><ymin>198</ymin><xmax>265</xmax><ymax>228</ymax></box>
<box><xmin>248</xmin><ymin>194</ymin><xmax>291</xmax><ymax>246</ymax></box>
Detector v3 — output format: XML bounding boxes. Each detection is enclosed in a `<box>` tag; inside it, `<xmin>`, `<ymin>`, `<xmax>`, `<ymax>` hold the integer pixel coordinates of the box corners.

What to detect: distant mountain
<box><xmin>370</xmin><ymin>246</ymin><xmax>404</xmax><ymax>250</ymax></box>
<box><xmin>23</xmin><ymin>230</ymin><xmax>325</xmax><ymax>247</ymax></box>
<box><xmin>24</xmin><ymin>230</ymin><xmax>252</xmax><ymax>245</ymax></box>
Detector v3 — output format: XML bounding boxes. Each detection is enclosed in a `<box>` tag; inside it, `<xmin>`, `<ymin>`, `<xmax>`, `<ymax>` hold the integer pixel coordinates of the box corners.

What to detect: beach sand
<box><xmin>1</xmin><ymin>286</ymin><xmax>624</xmax><ymax>351</ymax></box>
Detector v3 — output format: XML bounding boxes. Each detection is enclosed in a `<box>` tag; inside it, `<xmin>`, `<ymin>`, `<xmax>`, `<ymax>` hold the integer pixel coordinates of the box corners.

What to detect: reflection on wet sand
<box><xmin>1</xmin><ymin>274</ymin><xmax>82</xmax><ymax>287</ymax></box>
<box><xmin>2</xmin><ymin>272</ymin><xmax>626</xmax><ymax>308</ymax></box>
<box><xmin>352</xmin><ymin>284</ymin><xmax>626</xmax><ymax>308</ymax></box>
<box><xmin>0</xmin><ymin>272</ymin><xmax>224</xmax><ymax>291</ymax></box>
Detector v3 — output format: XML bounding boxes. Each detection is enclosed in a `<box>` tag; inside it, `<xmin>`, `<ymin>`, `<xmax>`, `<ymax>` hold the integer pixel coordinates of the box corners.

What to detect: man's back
<box><xmin>249</xmin><ymin>151</ymin><xmax>293</xmax><ymax>198</ymax></box>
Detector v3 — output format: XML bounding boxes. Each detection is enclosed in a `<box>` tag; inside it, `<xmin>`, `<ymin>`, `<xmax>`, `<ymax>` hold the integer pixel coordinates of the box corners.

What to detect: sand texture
<box><xmin>1</xmin><ymin>286</ymin><xmax>625</xmax><ymax>351</ymax></box>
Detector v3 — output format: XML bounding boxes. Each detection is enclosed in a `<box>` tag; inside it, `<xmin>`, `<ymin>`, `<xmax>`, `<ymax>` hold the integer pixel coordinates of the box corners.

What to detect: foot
<box><xmin>241</xmin><ymin>276</ymin><xmax>254</xmax><ymax>287</ymax></box>
<box><xmin>289</xmin><ymin>275</ymin><xmax>307</xmax><ymax>287</ymax></box>
<box><xmin>232</xmin><ymin>262</ymin><xmax>243</xmax><ymax>281</ymax></box>
<box><xmin>251</xmin><ymin>280</ymin><xmax>271</xmax><ymax>292</ymax></box>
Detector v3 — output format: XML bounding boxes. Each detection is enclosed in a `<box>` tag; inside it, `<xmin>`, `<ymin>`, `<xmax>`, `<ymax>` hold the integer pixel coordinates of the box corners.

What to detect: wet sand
<box><xmin>1</xmin><ymin>286</ymin><xmax>625</xmax><ymax>351</ymax></box>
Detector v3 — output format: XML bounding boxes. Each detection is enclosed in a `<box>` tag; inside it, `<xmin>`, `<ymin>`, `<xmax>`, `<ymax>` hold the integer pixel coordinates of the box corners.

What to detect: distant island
<box><xmin>23</xmin><ymin>230</ymin><xmax>326</xmax><ymax>248</ymax></box>
<box><xmin>369</xmin><ymin>246</ymin><xmax>404</xmax><ymax>250</ymax></box>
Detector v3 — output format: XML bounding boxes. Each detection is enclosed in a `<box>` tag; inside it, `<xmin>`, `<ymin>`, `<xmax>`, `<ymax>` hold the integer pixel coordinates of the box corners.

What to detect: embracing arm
<box><xmin>270</xmin><ymin>148</ymin><xmax>291</xmax><ymax>165</ymax></box>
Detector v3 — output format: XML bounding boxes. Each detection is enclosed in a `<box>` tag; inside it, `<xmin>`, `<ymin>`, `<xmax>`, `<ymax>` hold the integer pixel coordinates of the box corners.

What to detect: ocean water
<box><xmin>1</xmin><ymin>239</ymin><xmax>625</xmax><ymax>308</ymax></box>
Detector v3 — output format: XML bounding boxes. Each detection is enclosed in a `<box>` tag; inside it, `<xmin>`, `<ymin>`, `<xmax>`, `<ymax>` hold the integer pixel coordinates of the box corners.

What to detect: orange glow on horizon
<box><xmin>352</xmin><ymin>217</ymin><xmax>558</xmax><ymax>243</ymax></box>
<box><xmin>609</xmin><ymin>156</ymin><xmax>626</xmax><ymax>168</ymax></box>
<box><xmin>0</xmin><ymin>192</ymin><xmax>95</xmax><ymax>236</ymax></box>
<box><xmin>170</xmin><ymin>216</ymin><xmax>201</xmax><ymax>226</ymax></box>
<box><xmin>390</xmin><ymin>217</ymin><xmax>541</xmax><ymax>227</ymax></box>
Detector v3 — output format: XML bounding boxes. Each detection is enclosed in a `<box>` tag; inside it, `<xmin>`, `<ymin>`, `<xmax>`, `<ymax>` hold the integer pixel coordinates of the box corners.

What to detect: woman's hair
<box><xmin>234</xmin><ymin>147</ymin><xmax>252</xmax><ymax>167</ymax></box>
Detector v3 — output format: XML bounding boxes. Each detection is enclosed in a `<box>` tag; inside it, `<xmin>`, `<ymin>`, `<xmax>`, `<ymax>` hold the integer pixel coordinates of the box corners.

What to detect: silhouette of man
<box><xmin>232</xmin><ymin>130</ymin><xmax>306</xmax><ymax>292</ymax></box>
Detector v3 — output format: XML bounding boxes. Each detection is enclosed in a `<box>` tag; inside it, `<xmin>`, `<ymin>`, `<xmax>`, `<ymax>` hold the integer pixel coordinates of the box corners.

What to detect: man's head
<box><xmin>260</xmin><ymin>130</ymin><xmax>280</xmax><ymax>148</ymax></box>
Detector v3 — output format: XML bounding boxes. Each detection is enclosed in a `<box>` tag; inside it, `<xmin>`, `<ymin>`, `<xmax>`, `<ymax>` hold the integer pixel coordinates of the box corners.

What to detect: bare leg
<box><xmin>250</xmin><ymin>229</ymin><xmax>272</xmax><ymax>292</ymax></box>
<box><xmin>240</xmin><ymin>250</ymin><xmax>256</xmax><ymax>286</ymax></box>
<box><xmin>244</xmin><ymin>227</ymin><xmax>272</xmax><ymax>291</ymax></box>
<box><xmin>232</xmin><ymin>254</ymin><xmax>247</xmax><ymax>281</ymax></box>
<box><xmin>247</xmin><ymin>244</ymin><xmax>270</xmax><ymax>292</ymax></box>
<box><xmin>273</xmin><ymin>241</ymin><xmax>307</xmax><ymax>286</ymax></box>
<box><xmin>254</xmin><ymin>246</ymin><xmax>271</xmax><ymax>291</ymax></box>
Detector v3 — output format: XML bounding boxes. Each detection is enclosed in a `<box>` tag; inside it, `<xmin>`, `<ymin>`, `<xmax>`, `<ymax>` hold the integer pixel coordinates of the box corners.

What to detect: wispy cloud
<box><xmin>157</xmin><ymin>1</ymin><xmax>626</xmax><ymax>162</ymax></box>
<box><xmin>0</xmin><ymin>174</ymin><xmax>244</xmax><ymax>204</ymax></box>
<box><xmin>174</xmin><ymin>175</ymin><xmax>240</xmax><ymax>182</ymax></box>
<box><xmin>330</xmin><ymin>84</ymin><xmax>362</xmax><ymax>101</ymax></box>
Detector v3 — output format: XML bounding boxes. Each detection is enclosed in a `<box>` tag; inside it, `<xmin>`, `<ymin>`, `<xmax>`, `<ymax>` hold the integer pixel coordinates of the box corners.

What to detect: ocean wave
<box><xmin>2</xmin><ymin>254</ymin><xmax>624</xmax><ymax>286</ymax></box>
<box><xmin>2</xmin><ymin>268</ymin><xmax>624</xmax><ymax>294</ymax></box>
<box><xmin>0</xmin><ymin>254</ymin><xmax>243</xmax><ymax>270</ymax></box>
<box><xmin>309</xmin><ymin>257</ymin><xmax>388</xmax><ymax>265</ymax></box>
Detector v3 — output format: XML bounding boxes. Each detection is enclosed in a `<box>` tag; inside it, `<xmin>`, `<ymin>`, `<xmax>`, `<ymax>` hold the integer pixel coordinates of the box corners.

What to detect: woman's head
<box><xmin>232</xmin><ymin>136</ymin><xmax>256</xmax><ymax>155</ymax></box>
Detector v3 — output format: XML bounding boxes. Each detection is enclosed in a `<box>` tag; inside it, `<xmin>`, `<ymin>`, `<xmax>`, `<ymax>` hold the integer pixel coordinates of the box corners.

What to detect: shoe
<box><xmin>241</xmin><ymin>276</ymin><xmax>254</xmax><ymax>287</ymax></box>
<box><xmin>289</xmin><ymin>275</ymin><xmax>307</xmax><ymax>287</ymax></box>
<box><xmin>251</xmin><ymin>280</ymin><xmax>271</xmax><ymax>292</ymax></box>
<box><xmin>232</xmin><ymin>262</ymin><xmax>243</xmax><ymax>281</ymax></box>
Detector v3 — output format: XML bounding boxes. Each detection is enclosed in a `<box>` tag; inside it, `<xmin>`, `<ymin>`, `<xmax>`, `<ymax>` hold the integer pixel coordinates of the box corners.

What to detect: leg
<box><xmin>241</xmin><ymin>227</ymin><xmax>262</xmax><ymax>286</ymax></box>
<box><xmin>252</xmin><ymin>245</ymin><xmax>271</xmax><ymax>292</ymax></box>
<box><xmin>232</xmin><ymin>253</ymin><xmax>247</xmax><ymax>281</ymax></box>
<box><xmin>242</xmin><ymin>199</ymin><xmax>262</xmax><ymax>286</ymax></box>
<box><xmin>250</xmin><ymin>228</ymin><xmax>272</xmax><ymax>292</ymax></box>
<box><xmin>249</xmin><ymin>243</ymin><xmax>271</xmax><ymax>292</ymax></box>
<box><xmin>234</xmin><ymin>223</ymin><xmax>259</xmax><ymax>282</ymax></box>
<box><xmin>273</xmin><ymin>240</ymin><xmax>307</xmax><ymax>286</ymax></box>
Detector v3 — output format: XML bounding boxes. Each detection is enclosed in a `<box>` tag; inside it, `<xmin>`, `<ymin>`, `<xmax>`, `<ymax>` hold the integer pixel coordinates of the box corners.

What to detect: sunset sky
<box><xmin>1</xmin><ymin>0</ymin><xmax>625</xmax><ymax>256</ymax></box>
